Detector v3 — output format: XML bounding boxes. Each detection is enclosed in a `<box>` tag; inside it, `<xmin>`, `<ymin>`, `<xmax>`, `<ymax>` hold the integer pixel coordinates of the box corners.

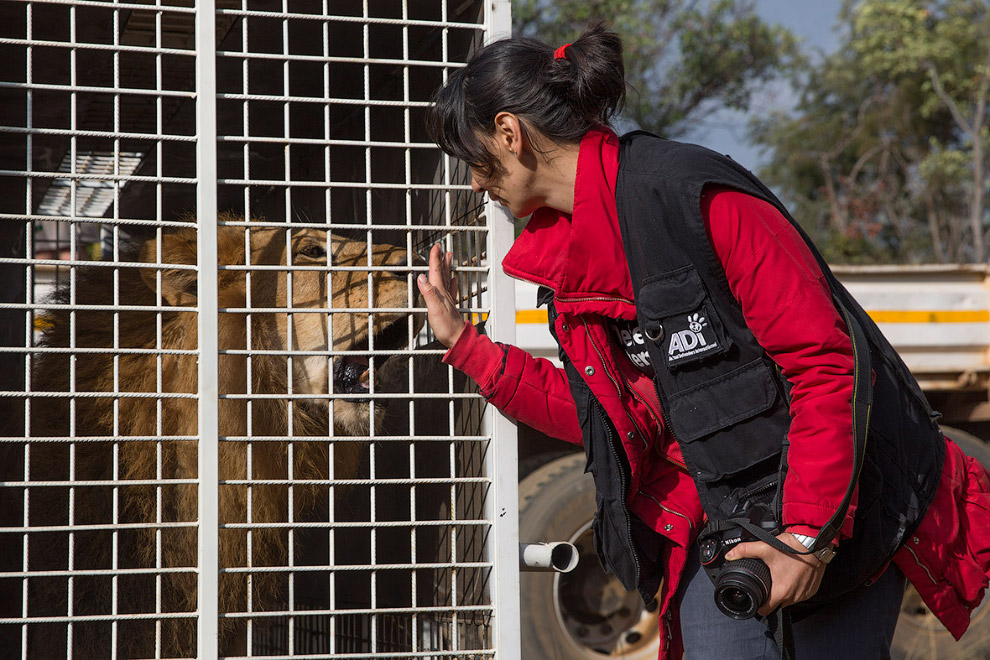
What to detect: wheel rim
<box><xmin>552</xmin><ymin>521</ymin><xmax>660</xmax><ymax>655</ymax></box>
<box><xmin>896</xmin><ymin>583</ymin><xmax>990</xmax><ymax>659</ymax></box>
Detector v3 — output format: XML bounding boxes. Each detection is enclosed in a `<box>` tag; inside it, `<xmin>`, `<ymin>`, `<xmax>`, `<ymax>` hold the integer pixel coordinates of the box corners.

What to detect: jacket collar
<box><xmin>501</xmin><ymin>128</ymin><xmax>636</xmax><ymax>319</ymax></box>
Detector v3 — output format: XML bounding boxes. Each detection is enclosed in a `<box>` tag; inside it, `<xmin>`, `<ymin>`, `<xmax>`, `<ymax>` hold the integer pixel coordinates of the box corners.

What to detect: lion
<box><xmin>0</xmin><ymin>221</ymin><xmax>425</xmax><ymax>659</ymax></box>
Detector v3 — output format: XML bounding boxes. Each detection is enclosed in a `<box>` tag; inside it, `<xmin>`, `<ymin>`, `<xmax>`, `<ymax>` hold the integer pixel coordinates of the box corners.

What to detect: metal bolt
<box><xmin>585</xmin><ymin>366</ymin><xmax>595</xmax><ymax>376</ymax></box>
<box><xmin>664</xmin><ymin>523</ymin><xmax>674</xmax><ymax>532</ymax></box>
<box><xmin>561</xmin><ymin>323</ymin><xmax>569</xmax><ymax>331</ymax></box>
<box><xmin>626</xmin><ymin>431</ymin><xmax>635</xmax><ymax>440</ymax></box>
<box><xmin>913</xmin><ymin>537</ymin><xmax>920</xmax><ymax>544</ymax></box>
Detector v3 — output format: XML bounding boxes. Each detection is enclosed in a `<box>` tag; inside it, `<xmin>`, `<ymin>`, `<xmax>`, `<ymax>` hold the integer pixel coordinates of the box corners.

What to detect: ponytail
<box><xmin>546</xmin><ymin>23</ymin><xmax>625</xmax><ymax>138</ymax></box>
<box><xmin>427</xmin><ymin>22</ymin><xmax>625</xmax><ymax>178</ymax></box>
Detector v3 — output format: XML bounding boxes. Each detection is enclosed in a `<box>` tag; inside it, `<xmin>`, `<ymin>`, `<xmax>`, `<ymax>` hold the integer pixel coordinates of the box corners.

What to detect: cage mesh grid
<box><xmin>0</xmin><ymin>1</ymin><xmax>506</xmax><ymax>657</ymax></box>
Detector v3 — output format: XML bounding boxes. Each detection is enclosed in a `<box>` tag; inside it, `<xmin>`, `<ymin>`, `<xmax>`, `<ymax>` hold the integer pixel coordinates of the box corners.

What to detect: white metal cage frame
<box><xmin>0</xmin><ymin>1</ymin><xmax>518</xmax><ymax>658</ymax></box>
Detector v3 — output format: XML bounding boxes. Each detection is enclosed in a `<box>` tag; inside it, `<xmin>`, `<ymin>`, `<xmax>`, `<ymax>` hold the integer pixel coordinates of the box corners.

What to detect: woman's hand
<box><xmin>725</xmin><ymin>532</ymin><xmax>827</xmax><ymax>617</ymax></box>
<box><xmin>416</xmin><ymin>243</ymin><xmax>467</xmax><ymax>349</ymax></box>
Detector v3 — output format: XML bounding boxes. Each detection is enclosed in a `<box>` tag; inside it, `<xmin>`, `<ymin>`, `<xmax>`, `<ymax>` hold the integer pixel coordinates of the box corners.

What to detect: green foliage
<box><xmin>751</xmin><ymin>0</ymin><xmax>990</xmax><ymax>263</ymax></box>
<box><xmin>512</xmin><ymin>0</ymin><xmax>800</xmax><ymax>136</ymax></box>
<box><xmin>920</xmin><ymin>138</ymin><xmax>969</xmax><ymax>186</ymax></box>
<box><xmin>852</xmin><ymin>0</ymin><xmax>989</xmax><ymax>117</ymax></box>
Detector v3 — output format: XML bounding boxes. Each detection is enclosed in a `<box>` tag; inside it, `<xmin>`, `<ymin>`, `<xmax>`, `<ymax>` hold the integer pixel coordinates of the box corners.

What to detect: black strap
<box><xmin>726</xmin><ymin>298</ymin><xmax>872</xmax><ymax>562</ymax></box>
<box><xmin>712</xmin><ymin>300</ymin><xmax>873</xmax><ymax>660</ymax></box>
<box><xmin>756</xmin><ymin>300</ymin><xmax>871</xmax><ymax>660</ymax></box>
<box><xmin>809</xmin><ymin>299</ymin><xmax>872</xmax><ymax>552</ymax></box>
<box><xmin>714</xmin><ymin>246</ymin><xmax>869</xmax><ymax>563</ymax></box>
<box><xmin>768</xmin><ymin>608</ymin><xmax>796</xmax><ymax>660</ymax></box>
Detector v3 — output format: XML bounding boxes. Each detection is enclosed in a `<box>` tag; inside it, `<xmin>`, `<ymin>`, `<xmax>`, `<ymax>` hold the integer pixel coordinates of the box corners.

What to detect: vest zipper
<box><xmin>582</xmin><ymin>318</ymin><xmax>687</xmax><ymax>475</ymax></box>
<box><xmin>557</xmin><ymin>293</ymin><xmax>635</xmax><ymax>305</ymax></box>
<box><xmin>594</xmin><ymin>402</ymin><xmax>641</xmax><ymax>587</ymax></box>
<box><xmin>580</xmin><ymin>316</ymin><xmax>623</xmax><ymax>398</ymax></box>
<box><xmin>901</xmin><ymin>543</ymin><xmax>938</xmax><ymax>585</ymax></box>
<box><xmin>529</xmin><ymin>277</ymin><xmax>690</xmax><ymax>540</ymax></box>
<box><xmin>661</xmin><ymin>610</ymin><xmax>674</xmax><ymax>650</ymax></box>
<box><xmin>618</xmin><ymin>368</ymin><xmax>687</xmax><ymax>469</ymax></box>
<box><xmin>739</xmin><ymin>479</ymin><xmax>779</xmax><ymax>503</ymax></box>
<box><xmin>507</xmin><ymin>272</ymin><xmax>634</xmax><ymax>307</ymax></box>
<box><xmin>636</xmin><ymin>488</ymin><xmax>694</xmax><ymax>532</ymax></box>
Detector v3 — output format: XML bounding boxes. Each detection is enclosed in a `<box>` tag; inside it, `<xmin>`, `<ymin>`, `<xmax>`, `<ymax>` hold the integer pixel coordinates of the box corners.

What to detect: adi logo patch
<box><xmin>666</xmin><ymin>312</ymin><xmax>721</xmax><ymax>364</ymax></box>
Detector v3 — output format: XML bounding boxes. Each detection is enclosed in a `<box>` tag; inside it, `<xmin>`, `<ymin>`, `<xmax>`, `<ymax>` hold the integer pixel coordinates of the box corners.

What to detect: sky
<box><xmin>681</xmin><ymin>0</ymin><xmax>844</xmax><ymax>171</ymax></box>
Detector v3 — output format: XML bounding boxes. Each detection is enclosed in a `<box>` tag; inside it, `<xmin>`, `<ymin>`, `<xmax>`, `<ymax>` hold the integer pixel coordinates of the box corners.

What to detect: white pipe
<box><xmin>519</xmin><ymin>542</ymin><xmax>580</xmax><ymax>573</ymax></box>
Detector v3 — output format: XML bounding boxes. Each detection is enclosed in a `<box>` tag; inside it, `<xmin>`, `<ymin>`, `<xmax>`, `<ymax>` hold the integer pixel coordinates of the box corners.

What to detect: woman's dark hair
<box><xmin>426</xmin><ymin>22</ymin><xmax>625</xmax><ymax>178</ymax></box>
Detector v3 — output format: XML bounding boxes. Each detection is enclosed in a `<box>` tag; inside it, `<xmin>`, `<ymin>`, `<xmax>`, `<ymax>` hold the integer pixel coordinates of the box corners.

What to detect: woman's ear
<box><xmin>492</xmin><ymin>111</ymin><xmax>524</xmax><ymax>156</ymax></box>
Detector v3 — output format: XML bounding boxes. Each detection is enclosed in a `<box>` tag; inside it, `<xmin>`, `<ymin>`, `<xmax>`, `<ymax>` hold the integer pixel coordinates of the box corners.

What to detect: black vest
<box><xmin>560</xmin><ymin>131</ymin><xmax>945</xmax><ymax>606</ymax></box>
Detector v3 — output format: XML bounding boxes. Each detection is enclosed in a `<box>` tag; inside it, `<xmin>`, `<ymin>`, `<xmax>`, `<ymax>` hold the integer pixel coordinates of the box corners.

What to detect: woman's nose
<box><xmin>470</xmin><ymin>176</ymin><xmax>484</xmax><ymax>194</ymax></box>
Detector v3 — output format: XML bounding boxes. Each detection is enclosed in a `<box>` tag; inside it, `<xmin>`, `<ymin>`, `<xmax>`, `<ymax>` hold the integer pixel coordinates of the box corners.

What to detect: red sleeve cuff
<box><xmin>441</xmin><ymin>321</ymin><xmax>506</xmax><ymax>395</ymax></box>
<box><xmin>786</xmin><ymin>525</ymin><xmax>840</xmax><ymax>547</ymax></box>
<box><xmin>784</xmin><ymin>500</ymin><xmax>856</xmax><ymax>543</ymax></box>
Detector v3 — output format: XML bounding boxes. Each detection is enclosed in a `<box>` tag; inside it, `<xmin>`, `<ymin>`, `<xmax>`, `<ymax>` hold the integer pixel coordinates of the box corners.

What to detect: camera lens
<box><xmin>713</xmin><ymin>558</ymin><xmax>772</xmax><ymax>620</ymax></box>
<box><xmin>722</xmin><ymin>587</ymin><xmax>751</xmax><ymax>610</ymax></box>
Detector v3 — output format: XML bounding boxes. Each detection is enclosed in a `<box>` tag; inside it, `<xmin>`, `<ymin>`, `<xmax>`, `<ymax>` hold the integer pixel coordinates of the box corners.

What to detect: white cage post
<box><xmin>196</xmin><ymin>0</ymin><xmax>221</xmax><ymax>657</ymax></box>
<box><xmin>483</xmin><ymin>8</ymin><xmax>521</xmax><ymax>660</ymax></box>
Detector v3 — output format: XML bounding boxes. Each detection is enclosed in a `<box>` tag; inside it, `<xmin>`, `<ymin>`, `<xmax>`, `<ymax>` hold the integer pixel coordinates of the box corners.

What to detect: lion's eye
<box><xmin>298</xmin><ymin>244</ymin><xmax>326</xmax><ymax>259</ymax></box>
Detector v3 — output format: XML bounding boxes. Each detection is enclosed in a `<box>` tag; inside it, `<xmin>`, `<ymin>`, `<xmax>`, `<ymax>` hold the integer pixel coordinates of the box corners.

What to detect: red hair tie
<box><xmin>554</xmin><ymin>43</ymin><xmax>571</xmax><ymax>60</ymax></box>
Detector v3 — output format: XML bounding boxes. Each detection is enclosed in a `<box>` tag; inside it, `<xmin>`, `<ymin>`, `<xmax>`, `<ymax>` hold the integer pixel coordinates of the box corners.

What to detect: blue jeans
<box><xmin>677</xmin><ymin>543</ymin><xmax>905</xmax><ymax>659</ymax></box>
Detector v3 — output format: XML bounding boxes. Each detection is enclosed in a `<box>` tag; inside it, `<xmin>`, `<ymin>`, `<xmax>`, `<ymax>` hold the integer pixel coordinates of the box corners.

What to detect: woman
<box><xmin>416</xmin><ymin>23</ymin><xmax>989</xmax><ymax>659</ymax></box>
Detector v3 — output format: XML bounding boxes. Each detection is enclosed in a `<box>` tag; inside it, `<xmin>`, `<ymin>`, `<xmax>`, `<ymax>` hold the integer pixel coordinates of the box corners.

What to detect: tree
<box><xmin>854</xmin><ymin>0</ymin><xmax>990</xmax><ymax>261</ymax></box>
<box><xmin>512</xmin><ymin>0</ymin><xmax>800</xmax><ymax>138</ymax></box>
<box><xmin>751</xmin><ymin>0</ymin><xmax>990</xmax><ymax>264</ymax></box>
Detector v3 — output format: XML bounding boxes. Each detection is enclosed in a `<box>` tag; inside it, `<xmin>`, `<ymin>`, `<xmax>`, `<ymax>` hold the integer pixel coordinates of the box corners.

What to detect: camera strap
<box><xmin>725</xmin><ymin>298</ymin><xmax>872</xmax><ymax>561</ymax></box>
<box><xmin>768</xmin><ymin>608</ymin><xmax>796</xmax><ymax>659</ymax></box>
<box><xmin>808</xmin><ymin>297</ymin><xmax>872</xmax><ymax>552</ymax></box>
<box><xmin>705</xmin><ymin>299</ymin><xmax>872</xmax><ymax>660</ymax></box>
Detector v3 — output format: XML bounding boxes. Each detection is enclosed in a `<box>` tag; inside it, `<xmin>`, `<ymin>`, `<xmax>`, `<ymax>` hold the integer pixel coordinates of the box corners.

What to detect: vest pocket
<box><xmin>637</xmin><ymin>266</ymin><xmax>730</xmax><ymax>370</ymax></box>
<box><xmin>667</xmin><ymin>358</ymin><xmax>778</xmax><ymax>442</ymax></box>
<box><xmin>665</xmin><ymin>358</ymin><xmax>783</xmax><ymax>478</ymax></box>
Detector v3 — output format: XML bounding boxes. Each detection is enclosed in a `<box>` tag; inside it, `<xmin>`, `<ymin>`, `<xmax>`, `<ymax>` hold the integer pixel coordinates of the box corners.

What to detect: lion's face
<box><xmin>140</xmin><ymin>224</ymin><xmax>425</xmax><ymax>436</ymax></box>
<box><xmin>271</xmin><ymin>229</ymin><xmax>424</xmax><ymax>434</ymax></box>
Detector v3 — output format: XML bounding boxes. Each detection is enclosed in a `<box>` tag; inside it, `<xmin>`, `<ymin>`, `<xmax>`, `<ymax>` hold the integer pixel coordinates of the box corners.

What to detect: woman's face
<box><xmin>469</xmin><ymin>134</ymin><xmax>544</xmax><ymax>219</ymax></box>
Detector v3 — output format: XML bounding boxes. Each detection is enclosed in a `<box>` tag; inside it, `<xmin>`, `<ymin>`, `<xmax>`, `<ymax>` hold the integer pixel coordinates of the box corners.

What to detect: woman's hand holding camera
<box><xmin>725</xmin><ymin>532</ymin><xmax>827</xmax><ymax>617</ymax></box>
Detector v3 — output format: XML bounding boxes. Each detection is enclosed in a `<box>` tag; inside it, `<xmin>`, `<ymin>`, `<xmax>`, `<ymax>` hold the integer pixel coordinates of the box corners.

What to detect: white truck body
<box><xmin>514</xmin><ymin>265</ymin><xmax>990</xmax><ymax>420</ymax></box>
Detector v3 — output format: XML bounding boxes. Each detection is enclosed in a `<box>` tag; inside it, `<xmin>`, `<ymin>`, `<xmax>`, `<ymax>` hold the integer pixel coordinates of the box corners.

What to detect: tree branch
<box><xmin>822</xmin><ymin>94</ymin><xmax>881</xmax><ymax>161</ymax></box>
<box><xmin>926</xmin><ymin>62</ymin><xmax>974</xmax><ymax>136</ymax></box>
<box><xmin>818</xmin><ymin>153</ymin><xmax>848</xmax><ymax>234</ymax></box>
<box><xmin>847</xmin><ymin>140</ymin><xmax>887</xmax><ymax>184</ymax></box>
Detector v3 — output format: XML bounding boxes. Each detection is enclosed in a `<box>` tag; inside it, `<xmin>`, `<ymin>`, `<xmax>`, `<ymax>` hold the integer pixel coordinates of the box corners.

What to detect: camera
<box><xmin>697</xmin><ymin>513</ymin><xmax>779</xmax><ymax>620</ymax></box>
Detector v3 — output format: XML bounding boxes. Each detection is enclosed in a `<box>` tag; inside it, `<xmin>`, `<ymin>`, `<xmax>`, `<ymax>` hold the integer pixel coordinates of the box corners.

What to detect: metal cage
<box><xmin>0</xmin><ymin>1</ymin><xmax>518</xmax><ymax>657</ymax></box>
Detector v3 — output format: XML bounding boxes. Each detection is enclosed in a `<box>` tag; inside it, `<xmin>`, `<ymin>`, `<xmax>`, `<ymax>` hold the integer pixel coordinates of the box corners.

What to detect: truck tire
<box><xmin>519</xmin><ymin>453</ymin><xmax>661</xmax><ymax>659</ymax></box>
<box><xmin>519</xmin><ymin>430</ymin><xmax>990</xmax><ymax>659</ymax></box>
<box><xmin>890</xmin><ymin>425</ymin><xmax>990</xmax><ymax>659</ymax></box>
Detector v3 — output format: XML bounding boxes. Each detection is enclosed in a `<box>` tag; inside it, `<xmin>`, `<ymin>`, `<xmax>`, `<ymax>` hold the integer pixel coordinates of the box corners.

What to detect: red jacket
<box><xmin>444</xmin><ymin>129</ymin><xmax>990</xmax><ymax>656</ymax></box>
